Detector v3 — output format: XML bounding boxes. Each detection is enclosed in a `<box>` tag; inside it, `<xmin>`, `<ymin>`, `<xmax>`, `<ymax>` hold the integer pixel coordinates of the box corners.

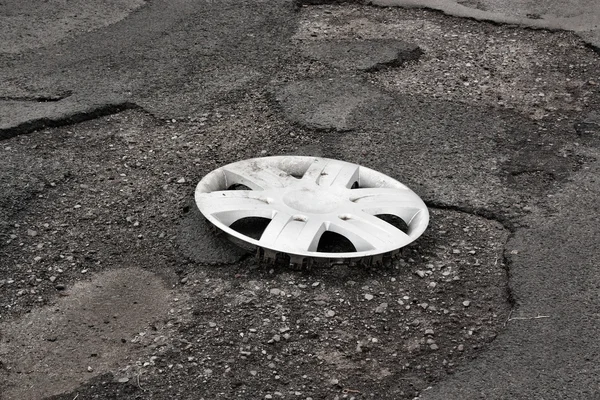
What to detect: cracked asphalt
<box><xmin>1</xmin><ymin>0</ymin><xmax>599</xmax><ymax>399</ymax></box>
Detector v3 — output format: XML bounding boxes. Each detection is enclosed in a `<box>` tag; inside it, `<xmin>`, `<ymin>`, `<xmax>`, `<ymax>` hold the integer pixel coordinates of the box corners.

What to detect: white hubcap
<box><xmin>195</xmin><ymin>156</ymin><xmax>429</xmax><ymax>261</ymax></box>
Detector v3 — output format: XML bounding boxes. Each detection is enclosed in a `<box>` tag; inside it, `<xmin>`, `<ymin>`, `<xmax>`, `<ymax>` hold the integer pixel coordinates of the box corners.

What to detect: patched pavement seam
<box><xmin>368</xmin><ymin>0</ymin><xmax>600</xmax><ymax>51</ymax></box>
<box><xmin>0</xmin><ymin>101</ymin><xmax>140</xmax><ymax>140</ymax></box>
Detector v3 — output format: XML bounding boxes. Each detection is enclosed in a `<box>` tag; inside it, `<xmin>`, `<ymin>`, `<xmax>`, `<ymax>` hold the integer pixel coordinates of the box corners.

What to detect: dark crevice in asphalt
<box><xmin>426</xmin><ymin>201</ymin><xmax>516</xmax><ymax>233</ymax></box>
<box><xmin>295</xmin><ymin>0</ymin><xmax>365</xmax><ymax>7</ymax></box>
<box><xmin>428</xmin><ymin>202</ymin><xmax>517</xmax><ymax>311</ymax></box>
<box><xmin>0</xmin><ymin>102</ymin><xmax>140</xmax><ymax>141</ymax></box>
<box><xmin>0</xmin><ymin>92</ymin><xmax>72</xmax><ymax>102</ymax></box>
<box><xmin>501</xmin><ymin>246</ymin><xmax>517</xmax><ymax>308</ymax></box>
<box><xmin>508</xmin><ymin>168</ymin><xmax>553</xmax><ymax>178</ymax></box>
<box><xmin>363</xmin><ymin>48</ymin><xmax>424</xmax><ymax>72</ymax></box>
<box><xmin>584</xmin><ymin>41</ymin><xmax>600</xmax><ymax>55</ymax></box>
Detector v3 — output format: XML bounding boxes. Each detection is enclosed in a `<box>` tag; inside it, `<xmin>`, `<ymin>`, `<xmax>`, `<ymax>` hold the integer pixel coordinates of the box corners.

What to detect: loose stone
<box><xmin>375</xmin><ymin>303</ymin><xmax>388</xmax><ymax>313</ymax></box>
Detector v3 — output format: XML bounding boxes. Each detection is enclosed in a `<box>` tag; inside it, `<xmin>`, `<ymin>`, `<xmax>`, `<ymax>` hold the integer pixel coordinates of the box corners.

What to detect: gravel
<box><xmin>1</xmin><ymin>2</ymin><xmax>598</xmax><ymax>400</ymax></box>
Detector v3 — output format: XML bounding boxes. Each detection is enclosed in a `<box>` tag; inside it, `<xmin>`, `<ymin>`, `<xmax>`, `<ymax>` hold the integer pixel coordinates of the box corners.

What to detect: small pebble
<box><xmin>463</xmin><ymin>300</ymin><xmax>471</xmax><ymax>307</ymax></box>
<box><xmin>364</xmin><ymin>294</ymin><xmax>374</xmax><ymax>301</ymax></box>
<box><xmin>375</xmin><ymin>303</ymin><xmax>388</xmax><ymax>313</ymax></box>
<box><xmin>326</xmin><ymin>310</ymin><xmax>335</xmax><ymax>318</ymax></box>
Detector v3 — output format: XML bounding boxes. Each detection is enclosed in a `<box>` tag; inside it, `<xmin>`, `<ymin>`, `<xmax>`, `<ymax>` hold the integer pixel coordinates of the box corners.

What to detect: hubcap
<box><xmin>195</xmin><ymin>156</ymin><xmax>429</xmax><ymax>263</ymax></box>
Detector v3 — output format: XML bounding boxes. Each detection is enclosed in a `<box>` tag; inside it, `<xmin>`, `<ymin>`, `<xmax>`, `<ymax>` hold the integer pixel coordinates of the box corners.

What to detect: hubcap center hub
<box><xmin>283</xmin><ymin>188</ymin><xmax>341</xmax><ymax>214</ymax></box>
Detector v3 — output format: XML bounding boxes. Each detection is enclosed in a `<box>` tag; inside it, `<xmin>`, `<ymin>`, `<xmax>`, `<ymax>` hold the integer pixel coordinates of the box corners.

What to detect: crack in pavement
<box><xmin>0</xmin><ymin>100</ymin><xmax>140</xmax><ymax>140</ymax></box>
<box><xmin>0</xmin><ymin>93</ymin><xmax>71</xmax><ymax>103</ymax></box>
<box><xmin>427</xmin><ymin>202</ymin><xmax>518</xmax><ymax>308</ymax></box>
<box><xmin>419</xmin><ymin>148</ymin><xmax>600</xmax><ymax>399</ymax></box>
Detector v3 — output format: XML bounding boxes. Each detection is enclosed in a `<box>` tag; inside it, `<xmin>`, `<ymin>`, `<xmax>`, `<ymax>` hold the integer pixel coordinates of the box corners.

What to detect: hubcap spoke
<box><xmin>320</xmin><ymin>163</ymin><xmax>360</xmax><ymax>188</ymax></box>
<box><xmin>294</xmin><ymin>219</ymin><xmax>326</xmax><ymax>252</ymax></box>
<box><xmin>260</xmin><ymin>214</ymin><xmax>326</xmax><ymax>252</ymax></box>
<box><xmin>260</xmin><ymin>212</ymin><xmax>325</xmax><ymax>251</ymax></box>
<box><xmin>329</xmin><ymin>211</ymin><xmax>410</xmax><ymax>252</ymax></box>
<box><xmin>222</xmin><ymin>163</ymin><xmax>296</xmax><ymax>190</ymax></box>
<box><xmin>349</xmin><ymin>187</ymin><xmax>423</xmax><ymax>224</ymax></box>
<box><xmin>198</xmin><ymin>190</ymin><xmax>275</xmax><ymax>225</ymax></box>
<box><xmin>349</xmin><ymin>187</ymin><xmax>417</xmax><ymax>203</ymax></box>
<box><xmin>301</xmin><ymin>158</ymin><xmax>329</xmax><ymax>183</ymax></box>
<box><xmin>301</xmin><ymin>159</ymin><xmax>360</xmax><ymax>188</ymax></box>
<box><xmin>259</xmin><ymin>212</ymin><xmax>294</xmax><ymax>247</ymax></box>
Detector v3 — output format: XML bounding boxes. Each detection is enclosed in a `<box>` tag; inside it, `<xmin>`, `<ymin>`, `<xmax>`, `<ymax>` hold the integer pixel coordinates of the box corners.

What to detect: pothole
<box><xmin>159</xmin><ymin>208</ymin><xmax>511</xmax><ymax>399</ymax></box>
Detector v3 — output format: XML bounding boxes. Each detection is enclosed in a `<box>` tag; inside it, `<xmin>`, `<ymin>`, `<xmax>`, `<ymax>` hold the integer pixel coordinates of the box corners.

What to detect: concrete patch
<box><xmin>274</xmin><ymin>77</ymin><xmax>393</xmax><ymax>131</ymax></box>
<box><xmin>0</xmin><ymin>267</ymin><xmax>179</xmax><ymax>400</ymax></box>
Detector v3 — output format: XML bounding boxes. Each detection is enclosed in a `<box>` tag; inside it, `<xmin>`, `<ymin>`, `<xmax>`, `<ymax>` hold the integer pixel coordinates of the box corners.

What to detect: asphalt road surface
<box><xmin>0</xmin><ymin>1</ymin><xmax>599</xmax><ymax>399</ymax></box>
